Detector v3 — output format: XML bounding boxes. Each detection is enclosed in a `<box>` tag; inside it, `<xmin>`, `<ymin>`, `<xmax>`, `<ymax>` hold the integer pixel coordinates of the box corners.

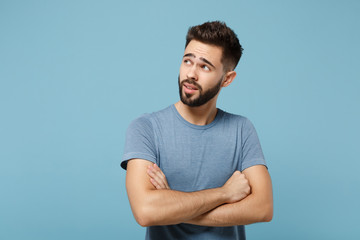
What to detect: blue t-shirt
<box><xmin>121</xmin><ymin>105</ymin><xmax>266</xmax><ymax>240</ymax></box>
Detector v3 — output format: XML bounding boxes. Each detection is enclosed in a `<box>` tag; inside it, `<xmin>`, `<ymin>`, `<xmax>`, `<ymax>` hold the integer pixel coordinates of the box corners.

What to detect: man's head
<box><xmin>178</xmin><ymin>21</ymin><xmax>242</xmax><ymax>107</ymax></box>
<box><xmin>185</xmin><ymin>21</ymin><xmax>243</xmax><ymax>72</ymax></box>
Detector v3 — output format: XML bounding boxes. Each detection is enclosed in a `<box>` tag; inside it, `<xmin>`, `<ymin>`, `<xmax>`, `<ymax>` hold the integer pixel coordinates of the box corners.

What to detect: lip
<box><xmin>183</xmin><ymin>83</ymin><xmax>198</xmax><ymax>90</ymax></box>
<box><xmin>183</xmin><ymin>83</ymin><xmax>198</xmax><ymax>94</ymax></box>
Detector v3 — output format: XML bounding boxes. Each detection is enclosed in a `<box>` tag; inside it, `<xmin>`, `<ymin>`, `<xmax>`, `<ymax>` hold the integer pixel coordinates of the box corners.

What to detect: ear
<box><xmin>221</xmin><ymin>71</ymin><xmax>237</xmax><ymax>87</ymax></box>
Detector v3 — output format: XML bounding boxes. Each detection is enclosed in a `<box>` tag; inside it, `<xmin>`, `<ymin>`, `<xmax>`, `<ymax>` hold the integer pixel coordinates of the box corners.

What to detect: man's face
<box><xmin>178</xmin><ymin>40</ymin><xmax>225</xmax><ymax>107</ymax></box>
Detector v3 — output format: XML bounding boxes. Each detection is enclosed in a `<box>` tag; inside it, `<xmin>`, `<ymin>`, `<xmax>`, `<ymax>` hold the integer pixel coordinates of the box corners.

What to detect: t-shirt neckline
<box><xmin>171</xmin><ymin>104</ymin><xmax>223</xmax><ymax>130</ymax></box>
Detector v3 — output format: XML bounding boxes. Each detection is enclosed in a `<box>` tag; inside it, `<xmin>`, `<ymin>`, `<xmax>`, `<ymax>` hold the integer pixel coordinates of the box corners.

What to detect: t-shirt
<box><xmin>121</xmin><ymin>104</ymin><xmax>266</xmax><ymax>240</ymax></box>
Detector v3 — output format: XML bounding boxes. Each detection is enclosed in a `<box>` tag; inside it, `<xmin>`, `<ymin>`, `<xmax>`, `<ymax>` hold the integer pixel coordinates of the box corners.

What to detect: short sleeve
<box><xmin>121</xmin><ymin>115</ymin><xmax>157</xmax><ymax>170</ymax></box>
<box><xmin>240</xmin><ymin>118</ymin><xmax>266</xmax><ymax>171</ymax></box>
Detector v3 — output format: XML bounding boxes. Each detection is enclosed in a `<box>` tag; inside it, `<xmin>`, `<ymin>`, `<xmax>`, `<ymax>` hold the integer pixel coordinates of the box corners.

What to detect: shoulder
<box><xmin>128</xmin><ymin>105</ymin><xmax>173</xmax><ymax>130</ymax></box>
<box><xmin>218</xmin><ymin>110</ymin><xmax>259</xmax><ymax>136</ymax></box>
<box><xmin>219</xmin><ymin>109</ymin><xmax>251</xmax><ymax>127</ymax></box>
<box><xmin>130</xmin><ymin>113</ymin><xmax>152</xmax><ymax>127</ymax></box>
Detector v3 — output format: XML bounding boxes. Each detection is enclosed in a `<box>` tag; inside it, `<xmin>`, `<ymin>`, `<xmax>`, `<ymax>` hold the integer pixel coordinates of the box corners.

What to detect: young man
<box><xmin>121</xmin><ymin>21</ymin><xmax>273</xmax><ymax>240</ymax></box>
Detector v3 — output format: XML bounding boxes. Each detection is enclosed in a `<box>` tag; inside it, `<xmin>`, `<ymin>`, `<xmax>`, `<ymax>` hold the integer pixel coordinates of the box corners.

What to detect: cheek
<box><xmin>203</xmin><ymin>75</ymin><xmax>218</xmax><ymax>87</ymax></box>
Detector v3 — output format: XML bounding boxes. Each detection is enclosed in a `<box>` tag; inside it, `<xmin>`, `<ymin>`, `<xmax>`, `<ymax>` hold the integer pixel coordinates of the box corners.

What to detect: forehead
<box><xmin>184</xmin><ymin>40</ymin><xmax>223</xmax><ymax>67</ymax></box>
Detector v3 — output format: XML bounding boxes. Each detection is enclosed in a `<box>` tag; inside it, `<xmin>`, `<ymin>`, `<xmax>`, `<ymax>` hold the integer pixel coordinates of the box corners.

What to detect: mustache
<box><xmin>180</xmin><ymin>79</ymin><xmax>202</xmax><ymax>91</ymax></box>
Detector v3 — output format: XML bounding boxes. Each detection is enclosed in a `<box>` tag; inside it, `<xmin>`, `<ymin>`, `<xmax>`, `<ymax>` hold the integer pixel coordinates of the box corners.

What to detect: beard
<box><xmin>178</xmin><ymin>75</ymin><xmax>223</xmax><ymax>107</ymax></box>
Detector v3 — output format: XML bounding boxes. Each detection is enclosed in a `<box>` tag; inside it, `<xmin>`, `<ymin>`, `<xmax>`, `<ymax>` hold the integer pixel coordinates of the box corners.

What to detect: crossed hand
<box><xmin>146</xmin><ymin>163</ymin><xmax>251</xmax><ymax>203</ymax></box>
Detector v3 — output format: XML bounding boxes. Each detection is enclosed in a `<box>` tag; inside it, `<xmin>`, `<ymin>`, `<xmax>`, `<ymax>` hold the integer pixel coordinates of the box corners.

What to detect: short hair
<box><xmin>185</xmin><ymin>21</ymin><xmax>243</xmax><ymax>71</ymax></box>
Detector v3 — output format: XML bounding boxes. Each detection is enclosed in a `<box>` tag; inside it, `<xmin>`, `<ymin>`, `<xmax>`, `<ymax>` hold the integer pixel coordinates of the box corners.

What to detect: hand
<box><xmin>147</xmin><ymin>163</ymin><xmax>170</xmax><ymax>190</ymax></box>
<box><xmin>222</xmin><ymin>171</ymin><xmax>250</xmax><ymax>203</ymax></box>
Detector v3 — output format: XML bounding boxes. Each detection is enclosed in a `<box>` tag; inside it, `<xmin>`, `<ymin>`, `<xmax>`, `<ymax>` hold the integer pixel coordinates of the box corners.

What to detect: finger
<box><xmin>148</xmin><ymin>172</ymin><xmax>165</xmax><ymax>189</ymax></box>
<box><xmin>147</xmin><ymin>167</ymin><xmax>164</xmax><ymax>186</ymax></box>
<box><xmin>154</xmin><ymin>171</ymin><xmax>169</xmax><ymax>189</ymax></box>
<box><xmin>153</xmin><ymin>164</ymin><xmax>166</xmax><ymax>178</ymax></box>
<box><xmin>153</xmin><ymin>164</ymin><xmax>169</xmax><ymax>188</ymax></box>
<box><xmin>150</xmin><ymin>178</ymin><xmax>162</xmax><ymax>190</ymax></box>
<box><xmin>149</xmin><ymin>177</ymin><xmax>156</xmax><ymax>187</ymax></box>
<box><xmin>153</xmin><ymin>167</ymin><xmax>167</xmax><ymax>183</ymax></box>
<box><xmin>150</xmin><ymin>165</ymin><xmax>168</xmax><ymax>186</ymax></box>
<box><xmin>148</xmin><ymin>165</ymin><xmax>170</xmax><ymax>189</ymax></box>
<box><xmin>148</xmin><ymin>166</ymin><xmax>167</xmax><ymax>188</ymax></box>
<box><xmin>146</xmin><ymin>166</ymin><xmax>156</xmax><ymax>178</ymax></box>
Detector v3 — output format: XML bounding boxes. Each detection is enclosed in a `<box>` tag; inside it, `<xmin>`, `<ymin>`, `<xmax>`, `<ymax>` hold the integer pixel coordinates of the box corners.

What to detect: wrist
<box><xmin>218</xmin><ymin>186</ymin><xmax>230</xmax><ymax>203</ymax></box>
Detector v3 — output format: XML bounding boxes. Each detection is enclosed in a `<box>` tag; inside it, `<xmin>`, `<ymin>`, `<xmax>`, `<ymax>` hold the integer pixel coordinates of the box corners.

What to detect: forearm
<box><xmin>126</xmin><ymin>160</ymin><xmax>235</xmax><ymax>227</ymax></box>
<box><xmin>133</xmin><ymin>187</ymin><xmax>227</xmax><ymax>227</ymax></box>
<box><xmin>127</xmin><ymin>160</ymin><xmax>251</xmax><ymax>227</ymax></box>
<box><xmin>185</xmin><ymin>193</ymin><xmax>273</xmax><ymax>226</ymax></box>
<box><xmin>186</xmin><ymin>166</ymin><xmax>273</xmax><ymax>226</ymax></box>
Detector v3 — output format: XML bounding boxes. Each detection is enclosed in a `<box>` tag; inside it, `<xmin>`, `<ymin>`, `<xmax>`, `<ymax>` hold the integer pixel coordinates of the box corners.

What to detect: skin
<box><xmin>126</xmin><ymin>160</ymin><xmax>251</xmax><ymax>227</ymax></box>
<box><xmin>125</xmin><ymin>40</ymin><xmax>273</xmax><ymax>227</ymax></box>
<box><xmin>147</xmin><ymin>163</ymin><xmax>273</xmax><ymax>226</ymax></box>
<box><xmin>176</xmin><ymin>40</ymin><xmax>237</xmax><ymax>125</ymax></box>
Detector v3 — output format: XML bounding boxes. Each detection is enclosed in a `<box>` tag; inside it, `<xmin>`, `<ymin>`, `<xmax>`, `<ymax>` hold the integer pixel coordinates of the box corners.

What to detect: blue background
<box><xmin>1</xmin><ymin>0</ymin><xmax>359</xmax><ymax>239</ymax></box>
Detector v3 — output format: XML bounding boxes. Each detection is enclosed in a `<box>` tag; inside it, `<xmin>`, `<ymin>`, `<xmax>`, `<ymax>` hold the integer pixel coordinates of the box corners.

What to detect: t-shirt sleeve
<box><xmin>120</xmin><ymin>115</ymin><xmax>157</xmax><ymax>170</ymax></box>
<box><xmin>240</xmin><ymin>118</ymin><xmax>267</xmax><ymax>171</ymax></box>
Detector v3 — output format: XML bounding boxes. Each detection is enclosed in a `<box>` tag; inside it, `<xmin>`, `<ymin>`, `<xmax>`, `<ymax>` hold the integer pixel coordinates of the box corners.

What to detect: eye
<box><xmin>201</xmin><ymin>65</ymin><xmax>210</xmax><ymax>71</ymax></box>
<box><xmin>184</xmin><ymin>59</ymin><xmax>191</xmax><ymax>65</ymax></box>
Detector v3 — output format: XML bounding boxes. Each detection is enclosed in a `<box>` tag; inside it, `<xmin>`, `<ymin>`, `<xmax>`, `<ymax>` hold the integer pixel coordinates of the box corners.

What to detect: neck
<box><xmin>174</xmin><ymin>99</ymin><xmax>218</xmax><ymax>126</ymax></box>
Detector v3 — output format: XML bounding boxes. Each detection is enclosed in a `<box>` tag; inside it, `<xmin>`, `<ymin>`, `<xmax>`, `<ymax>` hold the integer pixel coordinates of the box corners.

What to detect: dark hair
<box><xmin>185</xmin><ymin>21</ymin><xmax>243</xmax><ymax>71</ymax></box>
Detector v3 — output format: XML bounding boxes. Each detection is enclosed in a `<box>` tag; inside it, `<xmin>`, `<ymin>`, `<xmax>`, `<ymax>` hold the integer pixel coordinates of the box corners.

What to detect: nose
<box><xmin>186</xmin><ymin>65</ymin><xmax>198</xmax><ymax>81</ymax></box>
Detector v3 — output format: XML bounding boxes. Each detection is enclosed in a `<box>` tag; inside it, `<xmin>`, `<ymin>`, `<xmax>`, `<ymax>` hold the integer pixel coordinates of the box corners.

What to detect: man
<box><xmin>121</xmin><ymin>21</ymin><xmax>273</xmax><ymax>239</ymax></box>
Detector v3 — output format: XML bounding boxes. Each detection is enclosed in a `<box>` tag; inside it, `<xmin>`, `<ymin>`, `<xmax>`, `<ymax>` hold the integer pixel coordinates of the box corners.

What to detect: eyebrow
<box><xmin>183</xmin><ymin>53</ymin><xmax>216</xmax><ymax>69</ymax></box>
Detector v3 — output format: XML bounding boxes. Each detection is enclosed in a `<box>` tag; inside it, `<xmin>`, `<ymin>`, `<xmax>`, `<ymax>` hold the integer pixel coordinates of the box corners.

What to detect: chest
<box><xmin>157</xmin><ymin>127</ymin><xmax>242</xmax><ymax>191</ymax></box>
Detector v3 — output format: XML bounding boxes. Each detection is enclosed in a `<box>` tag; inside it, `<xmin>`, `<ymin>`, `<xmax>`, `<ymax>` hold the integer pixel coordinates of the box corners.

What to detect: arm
<box><xmin>187</xmin><ymin>165</ymin><xmax>273</xmax><ymax>226</ymax></box>
<box><xmin>126</xmin><ymin>159</ymin><xmax>250</xmax><ymax>227</ymax></box>
<box><xmin>148</xmin><ymin>164</ymin><xmax>273</xmax><ymax>226</ymax></box>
